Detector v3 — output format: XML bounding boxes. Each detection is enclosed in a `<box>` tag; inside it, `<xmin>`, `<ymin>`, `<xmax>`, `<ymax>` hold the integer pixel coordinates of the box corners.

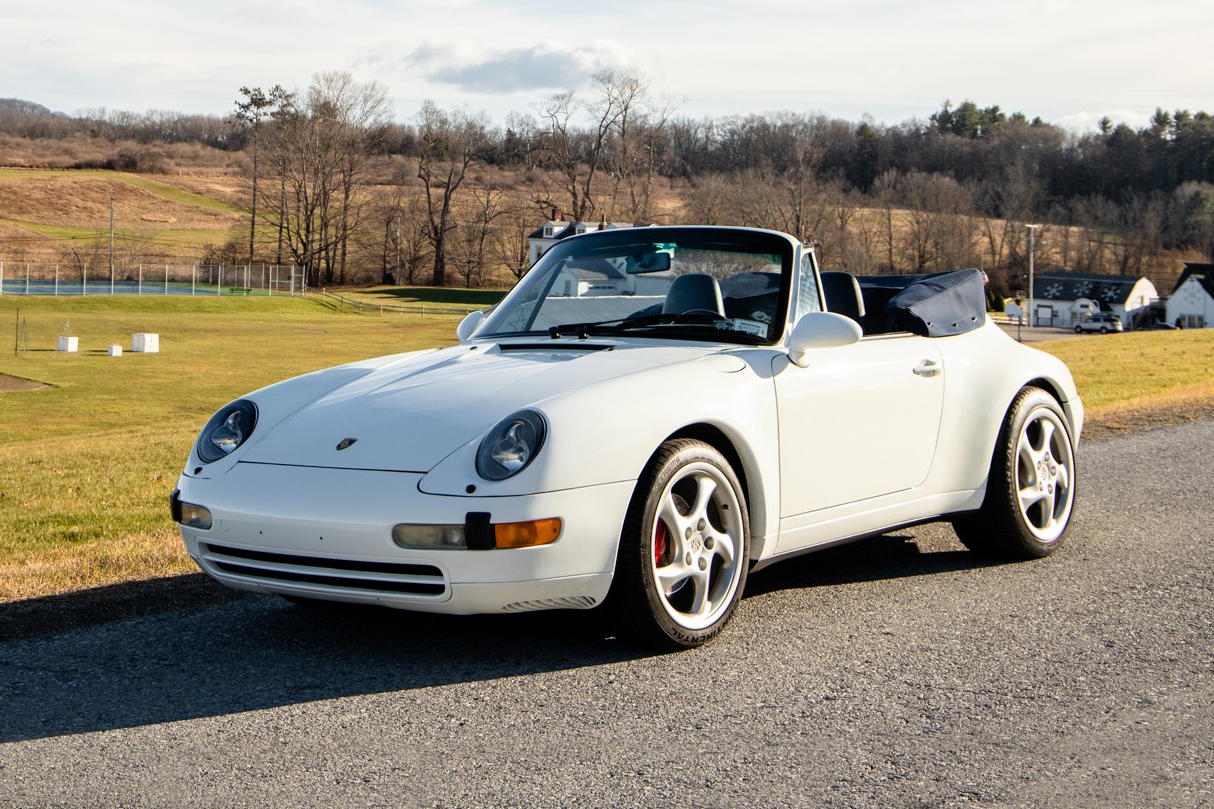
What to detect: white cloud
<box><xmin>406</xmin><ymin>40</ymin><xmax>638</xmax><ymax>94</ymax></box>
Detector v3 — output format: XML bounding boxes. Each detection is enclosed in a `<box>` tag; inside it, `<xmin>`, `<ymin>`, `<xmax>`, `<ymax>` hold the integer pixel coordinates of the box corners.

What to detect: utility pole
<box><xmin>109</xmin><ymin>197</ymin><xmax>115</xmax><ymax>294</ymax></box>
<box><xmin>1026</xmin><ymin>224</ymin><xmax>1039</xmax><ymax>328</ymax></box>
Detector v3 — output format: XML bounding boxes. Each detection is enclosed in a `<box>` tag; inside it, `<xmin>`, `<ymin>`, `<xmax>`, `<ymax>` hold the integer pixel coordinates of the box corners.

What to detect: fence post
<box><xmin>26</xmin><ymin>263</ymin><xmax>30</xmax><ymax>295</ymax></box>
<box><xmin>0</xmin><ymin>260</ymin><xmax>4</xmax><ymax>296</ymax></box>
<box><xmin>55</xmin><ymin>265</ymin><xmax>58</xmax><ymax>296</ymax></box>
<box><xmin>192</xmin><ymin>265</ymin><xmax>196</xmax><ymax>295</ymax></box>
<box><xmin>218</xmin><ymin>264</ymin><xmax>223</xmax><ymax>295</ymax></box>
<box><xmin>138</xmin><ymin>264</ymin><xmax>143</xmax><ymax>295</ymax></box>
<box><xmin>165</xmin><ymin>264</ymin><xmax>169</xmax><ymax>295</ymax></box>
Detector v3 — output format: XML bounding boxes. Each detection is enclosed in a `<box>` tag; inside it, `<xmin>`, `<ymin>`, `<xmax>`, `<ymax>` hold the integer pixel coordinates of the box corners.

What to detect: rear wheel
<box><xmin>953</xmin><ymin>387</ymin><xmax>1077</xmax><ymax>559</ymax></box>
<box><xmin>609</xmin><ymin>439</ymin><xmax>749</xmax><ymax>649</ymax></box>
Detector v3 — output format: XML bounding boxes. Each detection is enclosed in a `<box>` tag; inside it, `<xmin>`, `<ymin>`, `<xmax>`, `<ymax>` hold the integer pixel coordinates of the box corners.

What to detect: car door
<box><xmin>772</xmin><ymin>333</ymin><xmax>945</xmax><ymax>530</ymax></box>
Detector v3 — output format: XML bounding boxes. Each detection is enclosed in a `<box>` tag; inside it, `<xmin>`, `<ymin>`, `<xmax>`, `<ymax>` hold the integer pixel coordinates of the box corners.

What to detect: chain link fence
<box><xmin>0</xmin><ymin>262</ymin><xmax>304</xmax><ymax>296</ymax></box>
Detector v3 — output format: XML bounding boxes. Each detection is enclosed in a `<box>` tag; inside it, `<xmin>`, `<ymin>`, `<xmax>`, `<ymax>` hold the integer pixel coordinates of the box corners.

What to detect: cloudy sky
<box><xmin>6</xmin><ymin>0</ymin><xmax>1212</xmax><ymax>132</ymax></box>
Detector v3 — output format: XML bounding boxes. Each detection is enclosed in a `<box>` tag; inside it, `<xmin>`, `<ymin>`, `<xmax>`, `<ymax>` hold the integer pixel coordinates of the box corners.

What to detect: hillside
<box><xmin>0</xmin><ymin>167</ymin><xmax>247</xmax><ymax>262</ymax></box>
<box><xmin>0</xmin><ymin>136</ymin><xmax>1198</xmax><ymax>295</ymax></box>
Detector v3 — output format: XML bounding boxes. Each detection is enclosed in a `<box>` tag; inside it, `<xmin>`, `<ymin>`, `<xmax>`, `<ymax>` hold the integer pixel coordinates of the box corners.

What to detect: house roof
<box><xmin>526</xmin><ymin>221</ymin><xmax>650</xmax><ymax>240</ymax></box>
<box><xmin>562</xmin><ymin>261</ymin><xmax>626</xmax><ymax>281</ymax></box>
<box><xmin>1171</xmin><ymin>263</ymin><xmax>1214</xmax><ymax>299</ymax></box>
<box><xmin>1032</xmin><ymin>271</ymin><xmax>1142</xmax><ymax>305</ymax></box>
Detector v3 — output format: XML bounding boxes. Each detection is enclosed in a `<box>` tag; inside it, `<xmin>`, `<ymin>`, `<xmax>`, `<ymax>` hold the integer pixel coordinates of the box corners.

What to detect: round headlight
<box><xmin>196</xmin><ymin>399</ymin><xmax>258</xmax><ymax>464</ymax></box>
<box><xmin>476</xmin><ymin>410</ymin><xmax>546</xmax><ymax>481</ymax></box>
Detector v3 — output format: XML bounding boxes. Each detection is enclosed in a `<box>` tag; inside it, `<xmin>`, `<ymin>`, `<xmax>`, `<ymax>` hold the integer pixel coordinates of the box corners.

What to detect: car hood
<box><xmin>239</xmin><ymin>340</ymin><xmax>719</xmax><ymax>472</ymax></box>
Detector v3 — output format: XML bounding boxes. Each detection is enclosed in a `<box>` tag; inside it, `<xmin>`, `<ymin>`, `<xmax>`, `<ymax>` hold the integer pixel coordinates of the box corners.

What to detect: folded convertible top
<box><xmin>857</xmin><ymin>268</ymin><xmax>986</xmax><ymax>337</ymax></box>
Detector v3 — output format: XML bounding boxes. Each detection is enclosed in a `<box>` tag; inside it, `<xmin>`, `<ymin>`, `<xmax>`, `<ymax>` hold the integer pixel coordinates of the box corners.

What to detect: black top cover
<box><xmin>857</xmin><ymin>269</ymin><xmax>986</xmax><ymax>337</ymax></box>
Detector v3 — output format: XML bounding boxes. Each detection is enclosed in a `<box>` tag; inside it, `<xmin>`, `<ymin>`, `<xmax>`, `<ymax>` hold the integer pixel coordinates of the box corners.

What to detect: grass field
<box><xmin>2</xmin><ymin>295</ymin><xmax>1211</xmax><ymax>603</ymax></box>
<box><xmin>0</xmin><ymin>292</ymin><xmax>495</xmax><ymax>601</ymax></box>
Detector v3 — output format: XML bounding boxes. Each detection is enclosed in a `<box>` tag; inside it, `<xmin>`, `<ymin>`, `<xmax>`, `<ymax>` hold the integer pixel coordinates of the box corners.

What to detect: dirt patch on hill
<box><xmin>0</xmin><ymin>372</ymin><xmax>50</xmax><ymax>392</ymax></box>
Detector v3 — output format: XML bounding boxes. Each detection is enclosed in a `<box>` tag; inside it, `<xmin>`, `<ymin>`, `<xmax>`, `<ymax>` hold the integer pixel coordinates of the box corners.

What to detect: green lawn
<box><xmin>0</xmin><ymin>293</ymin><xmax>478</xmax><ymax>598</ymax></box>
<box><xmin>1</xmin><ymin>295</ymin><xmax>1211</xmax><ymax>601</ymax></box>
<box><xmin>1038</xmin><ymin>329</ymin><xmax>1214</xmax><ymax>411</ymax></box>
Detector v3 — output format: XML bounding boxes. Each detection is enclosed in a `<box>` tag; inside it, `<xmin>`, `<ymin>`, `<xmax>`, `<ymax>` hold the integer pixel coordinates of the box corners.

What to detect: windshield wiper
<box><xmin>548</xmin><ymin>312</ymin><xmax>711</xmax><ymax>339</ymax></box>
<box><xmin>548</xmin><ymin>317</ymin><xmax>635</xmax><ymax>339</ymax></box>
<box><xmin>549</xmin><ymin>313</ymin><xmax>767</xmax><ymax>343</ymax></box>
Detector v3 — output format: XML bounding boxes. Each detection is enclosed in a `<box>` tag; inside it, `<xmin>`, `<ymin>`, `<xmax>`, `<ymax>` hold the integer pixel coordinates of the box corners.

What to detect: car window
<box><xmin>478</xmin><ymin>229</ymin><xmax>795</xmax><ymax>345</ymax></box>
<box><xmin>793</xmin><ymin>253</ymin><xmax>823</xmax><ymax>323</ymax></box>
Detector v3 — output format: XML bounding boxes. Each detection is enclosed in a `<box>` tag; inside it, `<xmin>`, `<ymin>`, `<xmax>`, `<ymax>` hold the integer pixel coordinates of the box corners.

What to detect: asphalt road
<box><xmin>2</xmin><ymin>421</ymin><xmax>1212</xmax><ymax>808</ymax></box>
<box><xmin>994</xmin><ymin>323</ymin><xmax>1088</xmax><ymax>343</ymax></box>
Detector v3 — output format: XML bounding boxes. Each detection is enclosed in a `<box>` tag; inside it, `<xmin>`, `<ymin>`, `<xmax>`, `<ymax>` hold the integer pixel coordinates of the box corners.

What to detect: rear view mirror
<box><xmin>627</xmin><ymin>251</ymin><xmax>672</xmax><ymax>274</ymax></box>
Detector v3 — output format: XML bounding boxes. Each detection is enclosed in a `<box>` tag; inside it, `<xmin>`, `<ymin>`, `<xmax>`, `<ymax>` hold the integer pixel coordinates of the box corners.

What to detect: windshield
<box><xmin>478</xmin><ymin>228</ymin><xmax>797</xmax><ymax>345</ymax></box>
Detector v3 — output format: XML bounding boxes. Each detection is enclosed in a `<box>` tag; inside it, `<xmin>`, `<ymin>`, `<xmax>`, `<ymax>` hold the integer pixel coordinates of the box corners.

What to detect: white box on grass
<box><xmin>131</xmin><ymin>333</ymin><xmax>159</xmax><ymax>353</ymax></box>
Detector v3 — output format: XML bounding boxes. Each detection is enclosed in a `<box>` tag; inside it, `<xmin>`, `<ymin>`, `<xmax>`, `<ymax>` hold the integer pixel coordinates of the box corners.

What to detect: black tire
<box><xmin>953</xmin><ymin>387</ymin><xmax>1077</xmax><ymax>559</ymax></box>
<box><xmin>1074</xmin><ymin>326</ymin><xmax>1083</xmax><ymax>334</ymax></box>
<box><xmin>1099</xmin><ymin>326</ymin><xmax>1109</xmax><ymax>334</ymax></box>
<box><xmin>608</xmin><ymin>439</ymin><xmax>750</xmax><ymax>649</ymax></box>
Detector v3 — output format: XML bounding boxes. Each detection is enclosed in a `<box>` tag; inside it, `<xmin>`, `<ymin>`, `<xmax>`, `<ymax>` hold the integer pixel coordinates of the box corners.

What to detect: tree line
<box><xmin>2</xmin><ymin>83</ymin><xmax>1212</xmax><ymax>295</ymax></box>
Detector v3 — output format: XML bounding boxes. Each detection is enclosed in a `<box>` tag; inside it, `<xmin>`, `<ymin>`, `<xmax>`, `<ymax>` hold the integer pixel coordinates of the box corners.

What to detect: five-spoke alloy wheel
<box><xmin>611</xmin><ymin>439</ymin><xmax>749</xmax><ymax>649</ymax></box>
<box><xmin>953</xmin><ymin>387</ymin><xmax>1077</xmax><ymax>558</ymax></box>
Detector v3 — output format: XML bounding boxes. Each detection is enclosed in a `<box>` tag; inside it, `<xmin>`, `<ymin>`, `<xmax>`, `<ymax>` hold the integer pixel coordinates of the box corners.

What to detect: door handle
<box><xmin>913</xmin><ymin>359</ymin><xmax>941</xmax><ymax>377</ymax></box>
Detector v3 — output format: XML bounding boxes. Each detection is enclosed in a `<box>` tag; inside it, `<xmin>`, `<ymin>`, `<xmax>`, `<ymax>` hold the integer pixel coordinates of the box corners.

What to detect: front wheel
<box><xmin>953</xmin><ymin>387</ymin><xmax>1077</xmax><ymax>559</ymax></box>
<box><xmin>609</xmin><ymin>439</ymin><xmax>750</xmax><ymax>649</ymax></box>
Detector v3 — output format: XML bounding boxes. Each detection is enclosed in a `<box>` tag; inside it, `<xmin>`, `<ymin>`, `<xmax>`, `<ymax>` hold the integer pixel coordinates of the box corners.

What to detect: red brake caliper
<box><xmin>654</xmin><ymin>519</ymin><xmax>669</xmax><ymax>566</ymax></box>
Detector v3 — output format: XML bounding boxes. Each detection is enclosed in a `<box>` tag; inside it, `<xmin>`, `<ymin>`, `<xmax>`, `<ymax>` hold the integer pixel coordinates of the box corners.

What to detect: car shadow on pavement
<box><xmin>0</xmin><ymin>533</ymin><xmax>1006</xmax><ymax>743</ymax></box>
<box><xmin>744</xmin><ymin>533</ymin><xmax>1007</xmax><ymax>599</ymax></box>
<box><xmin>0</xmin><ymin>575</ymin><xmax>643</xmax><ymax>743</ymax></box>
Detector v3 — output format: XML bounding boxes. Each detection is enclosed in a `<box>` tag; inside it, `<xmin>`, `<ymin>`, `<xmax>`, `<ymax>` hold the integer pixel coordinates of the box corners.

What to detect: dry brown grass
<box><xmin>0</xmin><ymin>133</ymin><xmax>240</xmax><ymax>171</ymax></box>
<box><xmin>0</xmin><ymin>528</ymin><xmax>195</xmax><ymax>602</ymax></box>
<box><xmin>1080</xmin><ymin>379</ymin><xmax>1214</xmax><ymax>439</ymax></box>
<box><xmin>0</xmin><ymin>172</ymin><xmax>242</xmax><ymax>231</ymax></box>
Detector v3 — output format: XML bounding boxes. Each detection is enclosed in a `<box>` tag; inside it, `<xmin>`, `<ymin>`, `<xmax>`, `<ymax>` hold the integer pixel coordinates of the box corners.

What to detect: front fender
<box><xmin>417</xmin><ymin>349</ymin><xmax>782</xmax><ymax>551</ymax></box>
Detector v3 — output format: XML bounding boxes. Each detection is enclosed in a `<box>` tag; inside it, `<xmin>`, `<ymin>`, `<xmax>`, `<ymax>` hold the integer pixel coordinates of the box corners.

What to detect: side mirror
<box><xmin>456</xmin><ymin>310</ymin><xmax>485</xmax><ymax>342</ymax></box>
<box><xmin>787</xmin><ymin>312</ymin><xmax>862</xmax><ymax>367</ymax></box>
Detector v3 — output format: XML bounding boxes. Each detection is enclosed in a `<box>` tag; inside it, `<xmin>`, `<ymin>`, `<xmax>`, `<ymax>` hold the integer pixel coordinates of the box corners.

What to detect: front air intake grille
<box><xmin>199</xmin><ymin>542</ymin><xmax>447</xmax><ymax>597</ymax></box>
<box><xmin>501</xmin><ymin>596</ymin><xmax>598</xmax><ymax>612</ymax></box>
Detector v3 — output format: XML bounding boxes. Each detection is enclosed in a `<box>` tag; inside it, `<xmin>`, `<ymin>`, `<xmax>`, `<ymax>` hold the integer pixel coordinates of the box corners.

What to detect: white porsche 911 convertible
<box><xmin>172</xmin><ymin>226</ymin><xmax>1082</xmax><ymax>649</ymax></box>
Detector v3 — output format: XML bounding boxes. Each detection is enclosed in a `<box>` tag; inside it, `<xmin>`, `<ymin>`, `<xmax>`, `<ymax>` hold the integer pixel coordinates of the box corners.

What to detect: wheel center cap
<box><xmin>687</xmin><ymin>533</ymin><xmax>704</xmax><ymax>555</ymax></box>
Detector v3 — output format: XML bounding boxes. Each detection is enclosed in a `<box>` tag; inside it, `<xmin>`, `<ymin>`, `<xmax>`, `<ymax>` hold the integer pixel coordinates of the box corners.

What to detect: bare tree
<box><xmin>537</xmin><ymin>69</ymin><xmax>647</xmax><ymax>222</ymax></box>
<box><xmin>377</xmin><ymin>168</ymin><xmax>432</xmax><ymax>284</ymax></box>
<box><xmin>266</xmin><ymin>72</ymin><xmax>389</xmax><ymax>286</ymax></box>
<box><xmin>601</xmin><ymin>72</ymin><xmax>677</xmax><ymax>221</ymax></box>
<box><xmin>491</xmin><ymin>187</ymin><xmax>544</xmax><ymax>280</ymax></box>
<box><xmin>415</xmin><ymin>102</ymin><xmax>491</xmax><ymax>286</ymax></box>
<box><xmin>899</xmin><ymin>171</ymin><xmax>977</xmax><ymax>272</ymax></box>
<box><xmin>449</xmin><ymin>184</ymin><xmax>506</xmax><ymax>288</ymax></box>
<box><xmin>232</xmin><ymin>85</ymin><xmax>291</xmax><ymax>263</ymax></box>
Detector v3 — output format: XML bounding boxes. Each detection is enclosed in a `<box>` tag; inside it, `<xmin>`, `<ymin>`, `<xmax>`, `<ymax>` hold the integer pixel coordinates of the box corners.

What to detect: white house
<box><xmin>1166</xmin><ymin>263</ymin><xmax>1214</xmax><ymax>329</ymax></box>
<box><xmin>1030</xmin><ymin>272</ymin><xmax>1159</xmax><ymax>329</ymax></box>
<box><xmin>527</xmin><ymin>220</ymin><xmax>651</xmax><ymax>266</ymax></box>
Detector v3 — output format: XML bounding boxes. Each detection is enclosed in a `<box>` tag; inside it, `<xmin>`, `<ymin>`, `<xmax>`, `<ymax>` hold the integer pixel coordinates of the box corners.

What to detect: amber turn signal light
<box><xmin>494</xmin><ymin>518</ymin><xmax>562</xmax><ymax>549</ymax></box>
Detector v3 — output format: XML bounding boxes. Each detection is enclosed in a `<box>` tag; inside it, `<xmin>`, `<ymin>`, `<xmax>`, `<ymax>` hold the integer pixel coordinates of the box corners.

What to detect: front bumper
<box><xmin>174</xmin><ymin>462</ymin><xmax>635</xmax><ymax>614</ymax></box>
